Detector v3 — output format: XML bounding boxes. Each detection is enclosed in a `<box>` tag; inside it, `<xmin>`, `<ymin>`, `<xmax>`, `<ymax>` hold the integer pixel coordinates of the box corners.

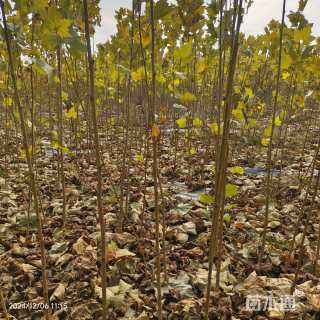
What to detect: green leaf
<box><xmin>29</xmin><ymin>0</ymin><xmax>48</xmax><ymax>14</ymax></box>
<box><xmin>199</xmin><ymin>193</ymin><xmax>214</xmax><ymax>205</ymax></box>
<box><xmin>225</xmin><ymin>184</ymin><xmax>238</xmax><ymax>198</ymax></box>
<box><xmin>154</xmin><ymin>0</ymin><xmax>173</xmax><ymax>20</ymax></box>
<box><xmin>56</xmin><ymin>18</ymin><xmax>71</xmax><ymax>38</ymax></box>
<box><xmin>223</xmin><ymin>213</ymin><xmax>231</xmax><ymax>223</ymax></box>
<box><xmin>293</xmin><ymin>25</ymin><xmax>311</xmax><ymax>43</ymax></box>
<box><xmin>174</xmin><ymin>40</ymin><xmax>193</xmax><ymax>63</ymax></box>
<box><xmin>45</xmin><ymin>7</ymin><xmax>71</xmax><ymax>39</ymax></box>
<box><xmin>281</xmin><ymin>52</ymin><xmax>293</xmax><ymax>70</ymax></box>
<box><xmin>67</xmin><ymin>34</ymin><xmax>86</xmax><ymax>58</ymax></box>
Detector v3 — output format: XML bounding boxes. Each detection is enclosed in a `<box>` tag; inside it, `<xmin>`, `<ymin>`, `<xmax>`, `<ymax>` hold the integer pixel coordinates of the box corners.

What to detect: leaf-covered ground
<box><xmin>1</xmin><ymin>126</ymin><xmax>320</xmax><ymax>320</ymax></box>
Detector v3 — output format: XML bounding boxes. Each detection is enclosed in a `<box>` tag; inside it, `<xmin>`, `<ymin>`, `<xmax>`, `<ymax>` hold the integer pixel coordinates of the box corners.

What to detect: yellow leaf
<box><xmin>156</xmin><ymin>74</ymin><xmax>166</xmax><ymax>84</ymax></box>
<box><xmin>225</xmin><ymin>184</ymin><xmax>238</xmax><ymax>198</ymax></box>
<box><xmin>20</xmin><ymin>146</ymin><xmax>31</xmax><ymax>160</ymax></box>
<box><xmin>193</xmin><ymin>117</ymin><xmax>203</xmax><ymax>128</ymax></box>
<box><xmin>176</xmin><ymin>117</ymin><xmax>187</xmax><ymax>129</ymax></box>
<box><xmin>282</xmin><ymin>71</ymin><xmax>290</xmax><ymax>80</ymax></box>
<box><xmin>141</xmin><ymin>34</ymin><xmax>150</xmax><ymax>48</ymax></box>
<box><xmin>52</xmin><ymin>75</ymin><xmax>60</xmax><ymax>84</ymax></box>
<box><xmin>229</xmin><ymin>166</ymin><xmax>244</xmax><ymax>175</ymax></box>
<box><xmin>208</xmin><ymin>122</ymin><xmax>218</xmax><ymax>135</ymax></box>
<box><xmin>238</xmin><ymin>101</ymin><xmax>246</xmax><ymax>109</ymax></box>
<box><xmin>274</xmin><ymin>116</ymin><xmax>282</xmax><ymax>126</ymax></box>
<box><xmin>51</xmin><ymin>141</ymin><xmax>69</xmax><ymax>153</ymax></box>
<box><xmin>110</xmin><ymin>68</ymin><xmax>118</xmax><ymax>82</ymax></box>
<box><xmin>232</xmin><ymin>108</ymin><xmax>245</xmax><ymax>122</ymax></box>
<box><xmin>20</xmin><ymin>145</ymin><xmax>39</xmax><ymax>159</ymax></box>
<box><xmin>295</xmin><ymin>95</ymin><xmax>305</xmax><ymax>108</ymax></box>
<box><xmin>245</xmin><ymin>87</ymin><xmax>254</xmax><ymax>98</ymax></box>
<box><xmin>180</xmin><ymin>92</ymin><xmax>196</xmax><ymax>104</ymax></box>
<box><xmin>199</xmin><ymin>193</ymin><xmax>214</xmax><ymax>205</ymax></box>
<box><xmin>261</xmin><ymin>138</ymin><xmax>270</xmax><ymax>146</ymax></box>
<box><xmin>20</xmin><ymin>149</ymin><xmax>27</xmax><ymax>160</ymax></box>
<box><xmin>189</xmin><ymin>147</ymin><xmax>197</xmax><ymax>156</ymax></box>
<box><xmin>51</xmin><ymin>141</ymin><xmax>60</xmax><ymax>150</ymax></box>
<box><xmin>62</xmin><ymin>91</ymin><xmax>68</xmax><ymax>101</ymax></box>
<box><xmin>62</xmin><ymin>146</ymin><xmax>69</xmax><ymax>154</ymax></box>
<box><xmin>197</xmin><ymin>59</ymin><xmax>207</xmax><ymax>73</ymax></box>
<box><xmin>264</xmin><ymin>126</ymin><xmax>272</xmax><ymax>137</ymax></box>
<box><xmin>51</xmin><ymin>130</ymin><xmax>58</xmax><ymax>139</ymax></box>
<box><xmin>151</xmin><ymin>125</ymin><xmax>160</xmax><ymax>137</ymax></box>
<box><xmin>95</xmin><ymin>79</ymin><xmax>104</xmax><ymax>88</ymax></box>
<box><xmin>279</xmin><ymin>110</ymin><xmax>287</xmax><ymax>120</ymax></box>
<box><xmin>4</xmin><ymin>96</ymin><xmax>13</xmax><ymax>107</ymax></box>
<box><xmin>134</xmin><ymin>153</ymin><xmax>143</xmax><ymax>162</ymax></box>
<box><xmin>173</xmin><ymin>79</ymin><xmax>180</xmax><ymax>86</ymax></box>
<box><xmin>234</xmin><ymin>86</ymin><xmax>241</xmax><ymax>94</ymax></box>
<box><xmin>248</xmin><ymin>119</ymin><xmax>257</xmax><ymax>128</ymax></box>
<box><xmin>131</xmin><ymin>67</ymin><xmax>144</xmax><ymax>81</ymax></box>
<box><xmin>65</xmin><ymin>106</ymin><xmax>77</xmax><ymax>119</ymax></box>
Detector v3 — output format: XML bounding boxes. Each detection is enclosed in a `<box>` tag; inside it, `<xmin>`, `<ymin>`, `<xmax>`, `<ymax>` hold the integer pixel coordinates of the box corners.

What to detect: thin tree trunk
<box><xmin>150</xmin><ymin>1</ymin><xmax>162</xmax><ymax>319</ymax></box>
<box><xmin>83</xmin><ymin>1</ymin><xmax>107</xmax><ymax>319</ymax></box>
<box><xmin>258</xmin><ymin>0</ymin><xmax>286</xmax><ymax>266</ymax></box>
<box><xmin>0</xmin><ymin>2</ymin><xmax>50</xmax><ymax>319</ymax></box>
<box><xmin>57</xmin><ymin>45</ymin><xmax>67</xmax><ymax>225</ymax></box>
<box><xmin>205</xmin><ymin>1</ymin><xmax>244</xmax><ymax>318</ymax></box>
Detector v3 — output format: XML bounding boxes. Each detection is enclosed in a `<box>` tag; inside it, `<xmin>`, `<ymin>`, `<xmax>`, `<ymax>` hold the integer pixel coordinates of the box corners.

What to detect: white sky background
<box><xmin>95</xmin><ymin>0</ymin><xmax>320</xmax><ymax>45</ymax></box>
